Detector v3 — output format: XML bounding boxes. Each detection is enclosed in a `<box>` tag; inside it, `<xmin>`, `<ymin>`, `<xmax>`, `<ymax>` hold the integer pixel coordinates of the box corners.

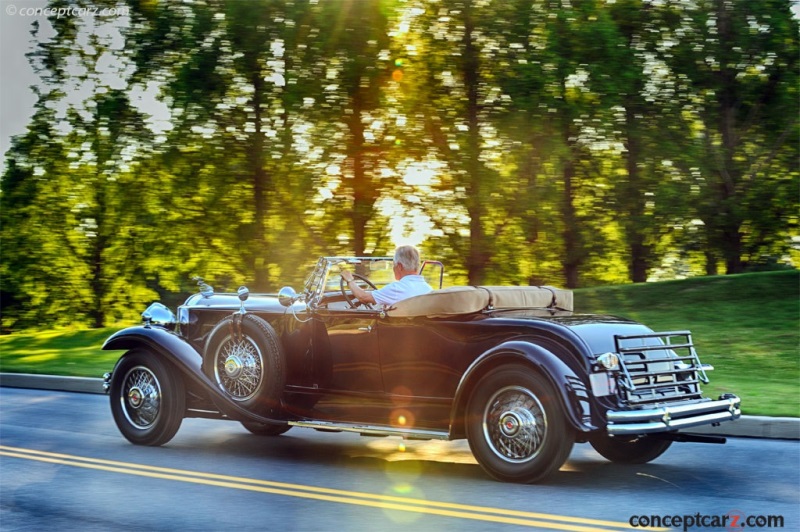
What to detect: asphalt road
<box><xmin>1</xmin><ymin>387</ymin><xmax>798</xmax><ymax>532</ymax></box>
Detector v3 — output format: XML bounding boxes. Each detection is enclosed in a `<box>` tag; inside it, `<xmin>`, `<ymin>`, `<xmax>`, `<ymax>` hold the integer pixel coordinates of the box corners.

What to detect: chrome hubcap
<box><xmin>224</xmin><ymin>355</ymin><xmax>244</xmax><ymax>379</ymax></box>
<box><xmin>128</xmin><ymin>386</ymin><xmax>144</xmax><ymax>408</ymax></box>
<box><xmin>121</xmin><ymin>366</ymin><xmax>161</xmax><ymax>429</ymax></box>
<box><xmin>483</xmin><ymin>386</ymin><xmax>547</xmax><ymax>463</ymax></box>
<box><xmin>499</xmin><ymin>408</ymin><xmax>536</xmax><ymax>438</ymax></box>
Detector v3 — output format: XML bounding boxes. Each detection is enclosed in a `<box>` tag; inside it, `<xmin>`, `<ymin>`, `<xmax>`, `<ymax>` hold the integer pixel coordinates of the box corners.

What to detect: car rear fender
<box><xmin>103</xmin><ymin>326</ymin><xmax>285</xmax><ymax>425</ymax></box>
<box><xmin>449</xmin><ymin>340</ymin><xmax>595</xmax><ymax>439</ymax></box>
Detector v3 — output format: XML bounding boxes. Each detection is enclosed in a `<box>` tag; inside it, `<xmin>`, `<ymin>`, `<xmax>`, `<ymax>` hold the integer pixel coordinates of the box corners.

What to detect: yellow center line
<box><xmin>0</xmin><ymin>445</ymin><xmax>666</xmax><ymax>531</ymax></box>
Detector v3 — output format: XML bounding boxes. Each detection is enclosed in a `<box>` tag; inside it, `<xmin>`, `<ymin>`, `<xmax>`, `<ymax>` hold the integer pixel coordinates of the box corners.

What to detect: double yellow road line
<box><xmin>0</xmin><ymin>445</ymin><xmax>664</xmax><ymax>531</ymax></box>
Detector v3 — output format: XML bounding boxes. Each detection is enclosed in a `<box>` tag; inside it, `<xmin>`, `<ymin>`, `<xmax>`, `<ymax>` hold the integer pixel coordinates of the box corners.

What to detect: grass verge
<box><xmin>575</xmin><ymin>270</ymin><xmax>799</xmax><ymax>418</ymax></box>
<box><xmin>0</xmin><ymin>270</ymin><xmax>797</xmax><ymax>417</ymax></box>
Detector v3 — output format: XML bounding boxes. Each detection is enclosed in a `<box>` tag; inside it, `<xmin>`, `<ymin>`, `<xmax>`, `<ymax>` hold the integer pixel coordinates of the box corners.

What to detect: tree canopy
<box><xmin>2</xmin><ymin>0</ymin><xmax>797</xmax><ymax>329</ymax></box>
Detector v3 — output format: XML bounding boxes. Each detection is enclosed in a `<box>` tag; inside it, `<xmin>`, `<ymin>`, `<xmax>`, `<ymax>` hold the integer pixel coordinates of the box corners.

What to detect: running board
<box><xmin>288</xmin><ymin>420</ymin><xmax>450</xmax><ymax>441</ymax></box>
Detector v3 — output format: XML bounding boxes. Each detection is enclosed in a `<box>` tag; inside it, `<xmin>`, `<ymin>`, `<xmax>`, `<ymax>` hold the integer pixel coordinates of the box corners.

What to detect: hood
<box><xmin>182</xmin><ymin>292</ymin><xmax>292</xmax><ymax>314</ymax></box>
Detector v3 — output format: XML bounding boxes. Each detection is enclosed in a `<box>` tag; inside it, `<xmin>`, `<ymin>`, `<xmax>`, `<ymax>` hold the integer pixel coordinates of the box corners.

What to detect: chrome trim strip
<box><xmin>289</xmin><ymin>420</ymin><xmax>450</xmax><ymax>440</ymax></box>
<box><xmin>608</xmin><ymin>410</ymin><xmax>742</xmax><ymax>435</ymax></box>
<box><xmin>607</xmin><ymin>396</ymin><xmax>740</xmax><ymax>423</ymax></box>
<box><xmin>606</xmin><ymin>396</ymin><xmax>741</xmax><ymax>435</ymax></box>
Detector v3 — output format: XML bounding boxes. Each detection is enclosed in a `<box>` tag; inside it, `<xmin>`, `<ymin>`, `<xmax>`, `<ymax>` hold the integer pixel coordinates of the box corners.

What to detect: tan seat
<box><xmin>387</xmin><ymin>285</ymin><xmax>573</xmax><ymax>318</ymax></box>
<box><xmin>486</xmin><ymin>285</ymin><xmax>573</xmax><ymax>312</ymax></box>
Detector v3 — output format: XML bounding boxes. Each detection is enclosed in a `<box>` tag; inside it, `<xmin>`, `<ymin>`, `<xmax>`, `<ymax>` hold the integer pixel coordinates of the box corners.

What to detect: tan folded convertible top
<box><xmin>387</xmin><ymin>285</ymin><xmax>573</xmax><ymax>318</ymax></box>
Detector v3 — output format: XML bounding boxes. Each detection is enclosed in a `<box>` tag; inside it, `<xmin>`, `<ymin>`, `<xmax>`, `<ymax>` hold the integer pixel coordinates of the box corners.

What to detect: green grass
<box><xmin>0</xmin><ymin>327</ymin><xmax>121</xmax><ymax>378</ymax></box>
<box><xmin>1</xmin><ymin>270</ymin><xmax>798</xmax><ymax>417</ymax></box>
<box><xmin>575</xmin><ymin>270</ymin><xmax>800</xmax><ymax>418</ymax></box>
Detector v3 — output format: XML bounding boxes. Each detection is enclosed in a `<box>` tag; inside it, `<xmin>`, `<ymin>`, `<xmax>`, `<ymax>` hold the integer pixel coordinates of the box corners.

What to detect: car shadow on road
<box><xmin>158</xmin><ymin>419</ymin><xmax>749</xmax><ymax>494</ymax></box>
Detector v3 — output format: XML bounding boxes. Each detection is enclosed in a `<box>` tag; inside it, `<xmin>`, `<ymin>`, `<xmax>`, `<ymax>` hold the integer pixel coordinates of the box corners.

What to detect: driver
<box><xmin>341</xmin><ymin>245</ymin><xmax>433</xmax><ymax>307</ymax></box>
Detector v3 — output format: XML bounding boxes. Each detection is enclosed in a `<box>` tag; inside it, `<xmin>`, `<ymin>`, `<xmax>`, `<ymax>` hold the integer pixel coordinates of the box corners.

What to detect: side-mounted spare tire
<box><xmin>203</xmin><ymin>313</ymin><xmax>289</xmax><ymax>434</ymax></box>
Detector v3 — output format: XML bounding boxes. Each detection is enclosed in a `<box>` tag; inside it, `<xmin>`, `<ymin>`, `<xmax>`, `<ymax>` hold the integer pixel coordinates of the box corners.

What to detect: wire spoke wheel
<box><xmin>109</xmin><ymin>349</ymin><xmax>185</xmax><ymax>446</ymax></box>
<box><xmin>203</xmin><ymin>314</ymin><xmax>285</xmax><ymax>417</ymax></box>
<box><xmin>121</xmin><ymin>366</ymin><xmax>162</xmax><ymax>429</ymax></box>
<box><xmin>483</xmin><ymin>386</ymin><xmax>547</xmax><ymax>463</ymax></box>
<box><xmin>467</xmin><ymin>365</ymin><xmax>574</xmax><ymax>483</ymax></box>
<box><xmin>214</xmin><ymin>335</ymin><xmax>264</xmax><ymax>401</ymax></box>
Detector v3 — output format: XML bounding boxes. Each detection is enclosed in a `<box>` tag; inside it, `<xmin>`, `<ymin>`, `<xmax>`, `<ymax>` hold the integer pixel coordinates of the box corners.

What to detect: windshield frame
<box><xmin>303</xmin><ymin>257</ymin><xmax>394</xmax><ymax>307</ymax></box>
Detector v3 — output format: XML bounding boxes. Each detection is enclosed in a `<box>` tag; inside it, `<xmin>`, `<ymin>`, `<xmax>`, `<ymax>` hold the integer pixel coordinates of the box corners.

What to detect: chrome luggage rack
<box><xmin>614</xmin><ymin>331</ymin><xmax>712</xmax><ymax>406</ymax></box>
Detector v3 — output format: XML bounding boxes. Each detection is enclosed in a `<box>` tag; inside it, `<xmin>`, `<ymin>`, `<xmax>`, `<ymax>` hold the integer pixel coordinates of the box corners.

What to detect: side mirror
<box><xmin>278</xmin><ymin>286</ymin><xmax>299</xmax><ymax>307</ymax></box>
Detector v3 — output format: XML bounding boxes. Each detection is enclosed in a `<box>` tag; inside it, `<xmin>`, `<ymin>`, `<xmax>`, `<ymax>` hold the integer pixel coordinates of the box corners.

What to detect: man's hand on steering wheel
<box><xmin>340</xmin><ymin>272</ymin><xmax>377</xmax><ymax>309</ymax></box>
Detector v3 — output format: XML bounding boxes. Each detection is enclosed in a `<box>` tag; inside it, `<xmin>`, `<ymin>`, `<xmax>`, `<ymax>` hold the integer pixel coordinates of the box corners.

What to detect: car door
<box><xmin>377</xmin><ymin>317</ymin><xmax>469</xmax><ymax>398</ymax></box>
<box><xmin>311</xmin><ymin>306</ymin><xmax>382</xmax><ymax>393</ymax></box>
<box><xmin>375</xmin><ymin>316</ymin><xmax>481</xmax><ymax>430</ymax></box>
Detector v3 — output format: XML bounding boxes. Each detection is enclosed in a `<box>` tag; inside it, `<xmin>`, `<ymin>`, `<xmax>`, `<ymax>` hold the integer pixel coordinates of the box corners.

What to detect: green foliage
<box><xmin>668</xmin><ymin>0</ymin><xmax>800</xmax><ymax>274</ymax></box>
<box><xmin>1</xmin><ymin>0</ymin><xmax>797</xmax><ymax>329</ymax></box>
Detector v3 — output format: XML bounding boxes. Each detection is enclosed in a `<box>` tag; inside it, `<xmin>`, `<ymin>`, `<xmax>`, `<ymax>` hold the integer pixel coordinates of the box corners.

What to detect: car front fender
<box><xmin>449</xmin><ymin>340</ymin><xmax>596</xmax><ymax>438</ymax></box>
<box><xmin>103</xmin><ymin>325</ymin><xmax>286</xmax><ymax>425</ymax></box>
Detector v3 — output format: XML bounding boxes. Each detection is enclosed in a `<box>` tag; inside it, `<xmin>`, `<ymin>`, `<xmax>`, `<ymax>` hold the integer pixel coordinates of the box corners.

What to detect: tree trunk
<box><xmin>715</xmin><ymin>0</ymin><xmax>744</xmax><ymax>275</ymax></box>
<box><xmin>463</xmin><ymin>1</ymin><xmax>488</xmax><ymax>285</ymax></box>
<box><xmin>562</xmin><ymin>155</ymin><xmax>580</xmax><ymax>289</ymax></box>
<box><xmin>343</xmin><ymin>1</ymin><xmax>384</xmax><ymax>259</ymax></box>
<box><xmin>90</xmin><ymin>180</ymin><xmax>107</xmax><ymax>328</ymax></box>
<box><xmin>350</xmin><ymin>103</ymin><xmax>369</xmax><ymax>257</ymax></box>
<box><xmin>251</xmin><ymin>72</ymin><xmax>270</xmax><ymax>291</ymax></box>
<box><xmin>704</xmin><ymin>250</ymin><xmax>718</xmax><ymax>276</ymax></box>
<box><xmin>722</xmin><ymin>225</ymin><xmax>744</xmax><ymax>274</ymax></box>
<box><xmin>624</xmin><ymin>102</ymin><xmax>650</xmax><ymax>282</ymax></box>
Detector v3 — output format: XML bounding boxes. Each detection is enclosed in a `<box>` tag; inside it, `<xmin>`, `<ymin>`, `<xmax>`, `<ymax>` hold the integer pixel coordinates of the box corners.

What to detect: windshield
<box><xmin>302</xmin><ymin>257</ymin><xmax>394</xmax><ymax>306</ymax></box>
<box><xmin>302</xmin><ymin>256</ymin><xmax>442</xmax><ymax>306</ymax></box>
<box><xmin>325</xmin><ymin>258</ymin><xmax>395</xmax><ymax>291</ymax></box>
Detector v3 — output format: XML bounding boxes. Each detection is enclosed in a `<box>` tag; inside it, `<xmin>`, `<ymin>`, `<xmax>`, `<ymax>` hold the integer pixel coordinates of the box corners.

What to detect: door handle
<box><xmin>358</xmin><ymin>325</ymin><xmax>372</xmax><ymax>333</ymax></box>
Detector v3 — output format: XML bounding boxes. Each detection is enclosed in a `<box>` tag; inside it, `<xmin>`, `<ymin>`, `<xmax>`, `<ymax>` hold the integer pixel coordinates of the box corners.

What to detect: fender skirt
<box><xmin>103</xmin><ymin>326</ymin><xmax>285</xmax><ymax>425</ymax></box>
<box><xmin>451</xmin><ymin>340</ymin><xmax>596</xmax><ymax>435</ymax></box>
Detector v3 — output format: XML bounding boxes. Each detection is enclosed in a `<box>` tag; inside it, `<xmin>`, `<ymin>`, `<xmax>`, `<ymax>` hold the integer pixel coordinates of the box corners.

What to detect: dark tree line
<box><xmin>2</xmin><ymin>0</ymin><xmax>797</xmax><ymax>329</ymax></box>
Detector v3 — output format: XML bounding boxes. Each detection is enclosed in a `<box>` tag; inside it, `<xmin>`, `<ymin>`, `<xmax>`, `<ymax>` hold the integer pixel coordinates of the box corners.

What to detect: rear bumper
<box><xmin>606</xmin><ymin>395</ymin><xmax>741</xmax><ymax>436</ymax></box>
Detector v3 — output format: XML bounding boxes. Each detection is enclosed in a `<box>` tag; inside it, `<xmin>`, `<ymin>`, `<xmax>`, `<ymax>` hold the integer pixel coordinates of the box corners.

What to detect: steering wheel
<box><xmin>340</xmin><ymin>273</ymin><xmax>377</xmax><ymax>309</ymax></box>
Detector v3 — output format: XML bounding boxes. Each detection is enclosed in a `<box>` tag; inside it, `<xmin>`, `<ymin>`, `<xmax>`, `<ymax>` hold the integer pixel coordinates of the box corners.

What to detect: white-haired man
<box><xmin>341</xmin><ymin>245</ymin><xmax>433</xmax><ymax>307</ymax></box>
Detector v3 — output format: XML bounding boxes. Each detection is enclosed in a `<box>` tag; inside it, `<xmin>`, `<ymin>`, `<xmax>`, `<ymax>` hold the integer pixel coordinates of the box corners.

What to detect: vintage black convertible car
<box><xmin>103</xmin><ymin>256</ymin><xmax>741</xmax><ymax>483</ymax></box>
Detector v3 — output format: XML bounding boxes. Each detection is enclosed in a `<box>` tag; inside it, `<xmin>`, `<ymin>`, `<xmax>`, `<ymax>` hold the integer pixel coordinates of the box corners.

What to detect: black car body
<box><xmin>104</xmin><ymin>257</ymin><xmax>741</xmax><ymax>483</ymax></box>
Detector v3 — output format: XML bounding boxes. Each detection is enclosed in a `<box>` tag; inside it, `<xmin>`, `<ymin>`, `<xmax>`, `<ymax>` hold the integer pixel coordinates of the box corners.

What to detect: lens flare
<box><xmin>382</xmin><ymin>482</ymin><xmax>425</xmax><ymax>524</ymax></box>
<box><xmin>390</xmin><ymin>408</ymin><xmax>414</xmax><ymax>429</ymax></box>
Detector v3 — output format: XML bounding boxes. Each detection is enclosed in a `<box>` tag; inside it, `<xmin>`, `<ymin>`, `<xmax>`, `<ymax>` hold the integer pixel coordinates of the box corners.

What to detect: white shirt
<box><xmin>371</xmin><ymin>275</ymin><xmax>432</xmax><ymax>307</ymax></box>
